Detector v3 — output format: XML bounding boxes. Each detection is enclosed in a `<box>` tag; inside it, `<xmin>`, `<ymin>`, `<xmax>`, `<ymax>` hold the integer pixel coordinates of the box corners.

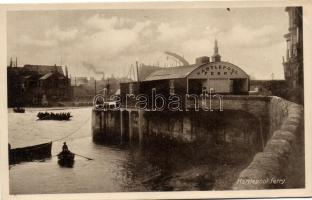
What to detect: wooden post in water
<box><xmin>138</xmin><ymin>110</ymin><xmax>143</xmax><ymax>145</ymax></box>
<box><xmin>100</xmin><ymin>111</ymin><xmax>103</xmax><ymax>131</ymax></box>
<box><xmin>101</xmin><ymin>111</ymin><xmax>105</xmax><ymax>138</ymax></box>
<box><xmin>129</xmin><ymin>110</ymin><xmax>133</xmax><ymax>143</ymax></box>
<box><xmin>120</xmin><ymin>110</ymin><xmax>124</xmax><ymax>144</ymax></box>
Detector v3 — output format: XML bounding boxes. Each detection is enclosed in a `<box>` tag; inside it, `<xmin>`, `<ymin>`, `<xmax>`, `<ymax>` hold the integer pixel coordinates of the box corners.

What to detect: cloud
<box><xmin>59</xmin><ymin>15</ymin><xmax>155</xmax><ymax>76</ymax></box>
<box><xmin>78</xmin><ymin>15</ymin><xmax>152</xmax><ymax>57</ymax></box>
<box><xmin>45</xmin><ymin>27</ymin><xmax>78</xmax><ymax>42</ymax></box>
<box><xmin>18</xmin><ymin>35</ymin><xmax>57</xmax><ymax>47</ymax></box>
<box><xmin>157</xmin><ymin>22</ymin><xmax>189</xmax><ymax>42</ymax></box>
<box><xmin>9</xmin><ymin>10</ymin><xmax>287</xmax><ymax>80</ymax></box>
<box><xmin>221</xmin><ymin>24</ymin><xmax>280</xmax><ymax>48</ymax></box>
<box><xmin>17</xmin><ymin>26</ymin><xmax>78</xmax><ymax>48</ymax></box>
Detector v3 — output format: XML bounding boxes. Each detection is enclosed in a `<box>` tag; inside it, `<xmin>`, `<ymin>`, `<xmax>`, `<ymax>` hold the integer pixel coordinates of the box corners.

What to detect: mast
<box><xmin>136</xmin><ymin>61</ymin><xmax>140</xmax><ymax>93</ymax></box>
<box><xmin>136</xmin><ymin>61</ymin><xmax>139</xmax><ymax>82</ymax></box>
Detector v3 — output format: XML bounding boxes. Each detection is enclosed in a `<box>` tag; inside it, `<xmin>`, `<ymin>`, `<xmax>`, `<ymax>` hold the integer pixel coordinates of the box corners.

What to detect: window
<box><xmin>224</xmin><ymin>72</ymin><xmax>227</xmax><ymax>75</ymax></box>
<box><xmin>217</xmin><ymin>72</ymin><xmax>221</xmax><ymax>75</ymax></box>
<box><xmin>293</xmin><ymin>44</ymin><xmax>297</xmax><ymax>57</ymax></box>
<box><xmin>169</xmin><ymin>80</ymin><xmax>175</xmax><ymax>95</ymax></box>
<box><xmin>211</xmin><ymin>72</ymin><xmax>214</xmax><ymax>76</ymax></box>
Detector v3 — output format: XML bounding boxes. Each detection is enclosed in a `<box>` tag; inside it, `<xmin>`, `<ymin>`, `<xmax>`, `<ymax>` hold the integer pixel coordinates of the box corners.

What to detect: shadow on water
<box><xmin>93</xmin><ymin>137</ymin><xmax>254</xmax><ymax>191</ymax></box>
<box><xmin>57</xmin><ymin>160</ymin><xmax>75</xmax><ymax>168</ymax></box>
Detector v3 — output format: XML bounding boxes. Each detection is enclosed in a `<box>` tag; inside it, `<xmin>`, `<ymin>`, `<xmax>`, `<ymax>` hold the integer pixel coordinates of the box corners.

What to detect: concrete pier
<box><xmin>92</xmin><ymin>95</ymin><xmax>303</xmax><ymax>190</ymax></box>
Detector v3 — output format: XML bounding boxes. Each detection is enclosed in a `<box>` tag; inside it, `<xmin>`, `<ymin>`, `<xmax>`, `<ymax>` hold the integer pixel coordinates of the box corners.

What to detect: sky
<box><xmin>7</xmin><ymin>7</ymin><xmax>289</xmax><ymax>80</ymax></box>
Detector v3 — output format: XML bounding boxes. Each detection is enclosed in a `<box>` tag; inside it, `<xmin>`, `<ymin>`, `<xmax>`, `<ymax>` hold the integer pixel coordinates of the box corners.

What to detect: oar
<box><xmin>73</xmin><ymin>153</ymin><xmax>93</xmax><ymax>160</ymax></box>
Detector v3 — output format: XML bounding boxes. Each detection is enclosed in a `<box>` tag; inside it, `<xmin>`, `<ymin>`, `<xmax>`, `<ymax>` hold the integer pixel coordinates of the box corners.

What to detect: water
<box><xmin>9</xmin><ymin>107</ymin><xmax>251</xmax><ymax>194</ymax></box>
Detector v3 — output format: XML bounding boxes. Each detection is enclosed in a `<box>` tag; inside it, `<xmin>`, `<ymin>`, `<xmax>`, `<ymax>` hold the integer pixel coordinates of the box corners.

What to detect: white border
<box><xmin>1</xmin><ymin>1</ymin><xmax>312</xmax><ymax>199</ymax></box>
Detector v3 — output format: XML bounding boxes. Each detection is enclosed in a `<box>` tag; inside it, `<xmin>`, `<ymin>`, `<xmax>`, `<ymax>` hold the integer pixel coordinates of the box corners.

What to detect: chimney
<box><xmin>9</xmin><ymin>57</ymin><xmax>13</xmax><ymax>67</ymax></box>
<box><xmin>195</xmin><ymin>56</ymin><xmax>210</xmax><ymax>65</ymax></box>
<box><xmin>65</xmin><ymin>66</ymin><xmax>68</xmax><ymax>78</ymax></box>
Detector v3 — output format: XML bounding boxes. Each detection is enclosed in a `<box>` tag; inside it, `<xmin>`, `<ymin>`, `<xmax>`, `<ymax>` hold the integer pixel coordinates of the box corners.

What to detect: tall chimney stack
<box><xmin>9</xmin><ymin>57</ymin><xmax>13</xmax><ymax>67</ymax></box>
<box><xmin>65</xmin><ymin>66</ymin><xmax>68</xmax><ymax>78</ymax></box>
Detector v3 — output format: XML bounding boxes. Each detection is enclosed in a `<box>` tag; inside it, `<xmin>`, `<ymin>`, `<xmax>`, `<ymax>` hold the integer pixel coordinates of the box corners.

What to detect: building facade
<box><xmin>283</xmin><ymin>7</ymin><xmax>303</xmax><ymax>104</ymax></box>
<box><xmin>7</xmin><ymin>63</ymin><xmax>71</xmax><ymax>107</ymax></box>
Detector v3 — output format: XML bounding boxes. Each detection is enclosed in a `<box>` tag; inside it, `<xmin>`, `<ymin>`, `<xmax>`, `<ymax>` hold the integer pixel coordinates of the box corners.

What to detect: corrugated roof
<box><xmin>143</xmin><ymin>65</ymin><xmax>199</xmax><ymax>81</ymax></box>
<box><xmin>39</xmin><ymin>73</ymin><xmax>53</xmax><ymax>80</ymax></box>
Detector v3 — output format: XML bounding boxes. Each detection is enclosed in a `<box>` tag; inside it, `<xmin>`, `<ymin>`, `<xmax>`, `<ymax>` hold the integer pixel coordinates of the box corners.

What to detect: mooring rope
<box><xmin>10</xmin><ymin>116</ymin><xmax>91</xmax><ymax>150</ymax></box>
<box><xmin>52</xmin><ymin>117</ymin><xmax>91</xmax><ymax>143</ymax></box>
<box><xmin>9</xmin><ymin>112</ymin><xmax>94</xmax><ymax>165</ymax></box>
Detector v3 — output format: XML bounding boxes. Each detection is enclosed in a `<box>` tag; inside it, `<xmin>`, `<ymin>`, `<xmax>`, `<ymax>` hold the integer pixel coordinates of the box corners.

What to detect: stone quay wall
<box><xmin>232</xmin><ymin>96</ymin><xmax>304</xmax><ymax>190</ymax></box>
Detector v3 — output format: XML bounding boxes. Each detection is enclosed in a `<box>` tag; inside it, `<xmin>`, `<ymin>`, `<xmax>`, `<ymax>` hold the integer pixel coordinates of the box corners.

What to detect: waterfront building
<box><xmin>7</xmin><ymin>62</ymin><xmax>71</xmax><ymax>106</ymax></box>
<box><xmin>120</xmin><ymin>40</ymin><xmax>250</xmax><ymax>109</ymax></box>
<box><xmin>283</xmin><ymin>6</ymin><xmax>303</xmax><ymax>104</ymax></box>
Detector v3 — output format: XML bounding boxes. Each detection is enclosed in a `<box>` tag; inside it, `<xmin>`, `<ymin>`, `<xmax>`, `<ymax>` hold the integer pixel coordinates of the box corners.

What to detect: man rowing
<box><xmin>62</xmin><ymin>142</ymin><xmax>69</xmax><ymax>153</ymax></box>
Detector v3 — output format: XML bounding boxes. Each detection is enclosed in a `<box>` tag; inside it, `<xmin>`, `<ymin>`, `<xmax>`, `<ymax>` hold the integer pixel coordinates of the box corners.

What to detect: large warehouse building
<box><xmin>120</xmin><ymin>40</ymin><xmax>250</xmax><ymax>108</ymax></box>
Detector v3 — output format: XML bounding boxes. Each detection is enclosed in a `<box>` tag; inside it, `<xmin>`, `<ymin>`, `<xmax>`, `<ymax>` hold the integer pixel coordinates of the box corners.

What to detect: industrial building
<box><xmin>120</xmin><ymin>40</ymin><xmax>250</xmax><ymax>108</ymax></box>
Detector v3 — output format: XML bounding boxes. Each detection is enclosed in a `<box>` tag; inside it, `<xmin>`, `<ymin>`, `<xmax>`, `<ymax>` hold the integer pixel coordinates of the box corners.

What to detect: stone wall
<box><xmin>143</xmin><ymin>112</ymin><xmax>194</xmax><ymax>143</ymax></box>
<box><xmin>232</xmin><ymin>96</ymin><xmax>304</xmax><ymax>189</ymax></box>
<box><xmin>92</xmin><ymin>96</ymin><xmax>304</xmax><ymax>189</ymax></box>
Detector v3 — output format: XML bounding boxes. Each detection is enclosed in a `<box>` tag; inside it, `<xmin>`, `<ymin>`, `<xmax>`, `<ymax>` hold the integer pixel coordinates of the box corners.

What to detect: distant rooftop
<box><xmin>143</xmin><ymin>64</ymin><xmax>199</xmax><ymax>81</ymax></box>
<box><xmin>23</xmin><ymin>64</ymin><xmax>64</xmax><ymax>75</ymax></box>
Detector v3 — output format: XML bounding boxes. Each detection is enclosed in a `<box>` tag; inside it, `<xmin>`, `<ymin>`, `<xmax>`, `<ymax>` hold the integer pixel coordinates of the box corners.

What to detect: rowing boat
<box><xmin>57</xmin><ymin>151</ymin><xmax>75</xmax><ymax>167</ymax></box>
<box><xmin>9</xmin><ymin>142</ymin><xmax>52</xmax><ymax>165</ymax></box>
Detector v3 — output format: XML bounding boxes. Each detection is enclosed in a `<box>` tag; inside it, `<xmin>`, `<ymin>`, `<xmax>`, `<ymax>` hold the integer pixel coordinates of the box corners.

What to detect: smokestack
<box><xmin>65</xmin><ymin>66</ymin><xmax>68</xmax><ymax>78</ymax></box>
<box><xmin>9</xmin><ymin>57</ymin><xmax>13</xmax><ymax>67</ymax></box>
<box><xmin>196</xmin><ymin>56</ymin><xmax>210</xmax><ymax>64</ymax></box>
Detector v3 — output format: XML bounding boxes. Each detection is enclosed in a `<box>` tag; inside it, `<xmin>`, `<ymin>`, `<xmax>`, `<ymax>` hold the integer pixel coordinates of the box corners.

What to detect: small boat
<box><xmin>13</xmin><ymin>107</ymin><xmax>25</xmax><ymax>113</ymax></box>
<box><xmin>57</xmin><ymin>151</ymin><xmax>75</xmax><ymax>167</ymax></box>
<box><xmin>9</xmin><ymin>142</ymin><xmax>52</xmax><ymax>165</ymax></box>
<box><xmin>37</xmin><ymin>112</ymin><xmax>72</xmax><ymax>121</ymax></box>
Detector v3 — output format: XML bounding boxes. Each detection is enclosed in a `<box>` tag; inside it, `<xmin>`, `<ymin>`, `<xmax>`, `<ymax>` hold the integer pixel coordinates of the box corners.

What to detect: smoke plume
<box><xmin>82</xmin><ymin>61</ymin><xmax>104</xmax><ymax>75</ymax></box>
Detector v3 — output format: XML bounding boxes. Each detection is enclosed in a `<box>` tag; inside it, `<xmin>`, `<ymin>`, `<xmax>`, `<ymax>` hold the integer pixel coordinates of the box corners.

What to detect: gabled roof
<box><xmin>143</xmin><ymin>64</ymin><xmax>199</xmax><ymax>81</ymax></box>
<box><xmin>142</xmin><ymin>61</ymin><xmax>249</xmax><ymax>81</ymax></box>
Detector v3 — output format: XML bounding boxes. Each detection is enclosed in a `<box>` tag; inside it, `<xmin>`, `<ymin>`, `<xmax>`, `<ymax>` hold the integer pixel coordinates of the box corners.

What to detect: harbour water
<box><xmin>9</xmin><ymin>107</ymin><xmax>252</xmax><ymax>194</ymax></box>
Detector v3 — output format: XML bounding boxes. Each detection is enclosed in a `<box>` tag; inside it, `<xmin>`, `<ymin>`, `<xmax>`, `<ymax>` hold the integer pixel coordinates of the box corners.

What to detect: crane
<box><xmin>164</xmin><ymin>51</ymin><xmax>190</xmax><ymax>66</ymax></box>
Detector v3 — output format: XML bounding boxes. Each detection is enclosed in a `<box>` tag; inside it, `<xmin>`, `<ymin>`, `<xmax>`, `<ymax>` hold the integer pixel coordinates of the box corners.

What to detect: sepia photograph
<box><xmin>1</xmin><ymin>1</ymin><xmax>311</xmax><ymax>199</ymax></box>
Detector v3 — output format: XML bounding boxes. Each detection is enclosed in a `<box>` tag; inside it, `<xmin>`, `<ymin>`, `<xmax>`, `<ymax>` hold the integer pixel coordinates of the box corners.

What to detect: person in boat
<box><xmin>62</xmin><ymin>142</ymin><xmax>69</xmax><ymax>153</ymax></box>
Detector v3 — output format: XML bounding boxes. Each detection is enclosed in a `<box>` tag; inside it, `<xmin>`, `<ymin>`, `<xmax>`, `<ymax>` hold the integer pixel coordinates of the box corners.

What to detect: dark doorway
<box><xmin>232</xmin><ymin>79</ymin><xmax>246</xmax><ymax>94</ymax></box>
